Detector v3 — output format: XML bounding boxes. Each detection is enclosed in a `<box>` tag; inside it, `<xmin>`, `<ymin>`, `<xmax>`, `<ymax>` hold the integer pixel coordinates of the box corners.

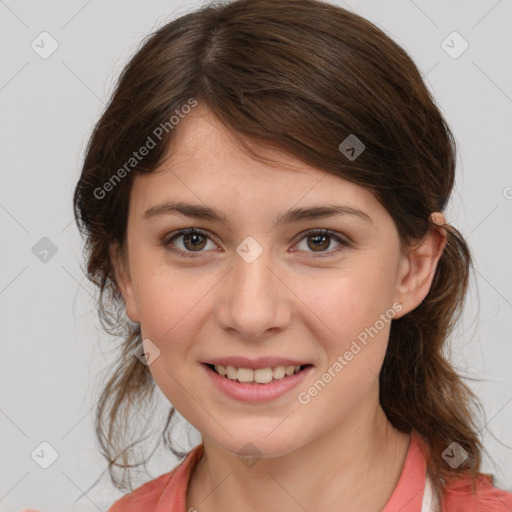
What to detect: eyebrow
<box><xmin>143</xmin><ymin>201</ymin><xmax>373</xmax><ymax>227</ymax></box>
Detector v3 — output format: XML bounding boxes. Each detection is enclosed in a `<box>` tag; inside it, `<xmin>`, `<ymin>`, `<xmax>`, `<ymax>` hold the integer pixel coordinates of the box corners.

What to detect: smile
<box><xmin>203</xmin><ymin>361</ymin><xmax>313</xmax><ymax>402</ymax></box>
<box><xmin>208</xmin><ymin>363</ymin><xmax>309</xmax><ymax>384</ymax></box>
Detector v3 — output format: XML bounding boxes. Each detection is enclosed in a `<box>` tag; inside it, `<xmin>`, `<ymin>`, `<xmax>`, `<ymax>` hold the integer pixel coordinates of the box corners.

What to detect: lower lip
<box><xmin>203</xmin><ymin>364</ymin><xmax>313</xmax><ymax>403</ymax></box>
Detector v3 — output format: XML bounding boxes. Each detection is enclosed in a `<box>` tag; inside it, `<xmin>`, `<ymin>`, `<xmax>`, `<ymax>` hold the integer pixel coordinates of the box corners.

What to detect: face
<box><xmin>113</xmin><ymin>105</ymin><xmax>437</xmax><ymax>458</ymax></box>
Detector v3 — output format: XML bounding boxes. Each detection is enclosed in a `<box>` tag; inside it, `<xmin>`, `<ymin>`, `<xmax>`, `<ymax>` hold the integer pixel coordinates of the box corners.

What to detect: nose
<box><xmin>215</xmin><ymin>247</ymin><xmax>292</xmax><ymax>341</ymax></box>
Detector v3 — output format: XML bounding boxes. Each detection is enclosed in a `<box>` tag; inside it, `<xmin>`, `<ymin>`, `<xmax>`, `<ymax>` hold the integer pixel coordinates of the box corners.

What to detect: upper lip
<box><xmin>204</xmin><ymin>357</ymin><xmax>311</xmax><ymax>369</ymax></box>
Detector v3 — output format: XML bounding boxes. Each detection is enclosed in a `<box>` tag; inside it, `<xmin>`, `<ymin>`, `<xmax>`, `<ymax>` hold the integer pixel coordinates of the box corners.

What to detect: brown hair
<box><xmin>73</xmin><ymin>0</ymin><xmax>488</xmax><ymax>506</ymax></box>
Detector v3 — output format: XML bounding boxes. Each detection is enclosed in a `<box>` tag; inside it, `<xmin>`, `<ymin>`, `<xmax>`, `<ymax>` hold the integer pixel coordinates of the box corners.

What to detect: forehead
<box><xmin>129</xmin><ymin>105</ymin><xmax>386</xmax><ymax>229</ymax></box>
<box><xmin>159</xmin><ymin>105</ymin><xmax>317</xmax><ymax>180</ymax></box>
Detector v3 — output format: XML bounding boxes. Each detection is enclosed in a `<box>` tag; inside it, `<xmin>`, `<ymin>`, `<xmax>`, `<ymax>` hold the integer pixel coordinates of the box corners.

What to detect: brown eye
<box><xmin>295</xmin><ymin>229</ymin><xmax>350</xmax><ymax>257</ymax></box>
<box><xmin>307</xmin><ymin>233</ymin><xmax>331</xmax><ymax>251</ymax></box>
<box><xmin>163</xmin><ymin>228</ymin><xmax>216</xmax><ymax>257</ymax></box>
<box><xmin>182</xmin><ymin>232</ymin><xmax>207</xmax><ymax>251</ymax></box>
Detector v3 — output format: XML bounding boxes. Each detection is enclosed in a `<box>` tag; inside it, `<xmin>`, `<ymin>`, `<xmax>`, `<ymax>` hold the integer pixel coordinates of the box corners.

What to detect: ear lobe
<box><xmin>109</xmin><ymin>243</ymin><xmax>140</xmax><ymax>323</ymax></box>
<box><xmin>393</xmin><ymin>212</ymin><xmax>448</xmax><ymax>319</ymax></box>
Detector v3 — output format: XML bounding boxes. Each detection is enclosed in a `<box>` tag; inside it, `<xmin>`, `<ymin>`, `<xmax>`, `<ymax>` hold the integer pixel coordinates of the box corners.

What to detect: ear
<box><xmin>109</xmin><ymin>243</ymin><xmax>140</xmax><ymax>323</ymax></box>
<box><xmin>393</xmin><ymin>212</ymin><xmax>447</xmax><ymax>319</ymax></box>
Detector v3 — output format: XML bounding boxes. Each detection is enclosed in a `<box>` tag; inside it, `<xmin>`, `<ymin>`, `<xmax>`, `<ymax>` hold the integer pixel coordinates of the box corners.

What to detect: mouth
<box><xmin>204</xmin><ymin>363</ymin><xmax>312</xmax><ymax>385</ymax></box>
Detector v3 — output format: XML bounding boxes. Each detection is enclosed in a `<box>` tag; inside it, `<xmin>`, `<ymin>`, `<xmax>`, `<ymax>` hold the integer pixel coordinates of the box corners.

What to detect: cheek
<box><xmin>131</xmin><ymin>260</ymin><xmax>206</xmax><ymax>347</ymax></box>
<box><xmin>301</xmin><ymin>271</ymin><xmax>397</xmax><ymax>395</ymax></box>
<box><xmin>304</xmin><ymin>266</ymin><xmax>396</xmax><ymax>340</ymax></box>
<box><xmin>302</xmin><ymin>277</ymin><xmax>395</xmax><ymax>408</ymax></box>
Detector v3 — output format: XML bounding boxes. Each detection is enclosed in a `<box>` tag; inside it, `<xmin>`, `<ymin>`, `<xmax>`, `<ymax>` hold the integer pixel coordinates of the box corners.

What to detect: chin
<box><xmin>207</xmin><ymin>427</ymin><xmax>307</xmax><ymax>460</ymax></box>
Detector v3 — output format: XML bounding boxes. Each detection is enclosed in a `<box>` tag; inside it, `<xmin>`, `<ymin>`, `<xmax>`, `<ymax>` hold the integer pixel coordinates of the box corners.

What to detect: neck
<box><xmin>187</xmin><ymin>402</ymin><xmax>410</xmax><ymax>512</ymax></box>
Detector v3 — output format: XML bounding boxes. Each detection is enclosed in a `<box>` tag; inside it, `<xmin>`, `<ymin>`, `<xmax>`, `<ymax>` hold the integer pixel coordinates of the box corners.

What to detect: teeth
<box><xmin>226</xmin><ymin>365</ymin><xmax>237</xmax><ymax>379</ymax></box>
<box><xmin>273</xmin><ymin>366</ymin><xmax>286</xmax><ymax>379</ymax></box>
<box><xmin>237</xmin><ymin>367</ymin><xmax>254</xmax><ymax>383</ymax></box>
<box><xmin>254</xmin><ymin>367</ymin><xmax>273</xmax><ymax>383</ymax></box>
<box><xmin>286</xmin><ymin>366</ymin><xmax>296</xmax><ymax>376</ymax></box>
<box><xmin>213</xmin><ymin>364</ymin><xmax>304</xmax><ymax>383</ymax></box>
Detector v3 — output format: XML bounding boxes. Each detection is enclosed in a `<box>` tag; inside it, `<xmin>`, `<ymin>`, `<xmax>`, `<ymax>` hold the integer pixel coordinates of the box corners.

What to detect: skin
<box><xmin>112</xmin><ymin>104</ymin><xmax>447</xmax><ymax>512</ymax></box>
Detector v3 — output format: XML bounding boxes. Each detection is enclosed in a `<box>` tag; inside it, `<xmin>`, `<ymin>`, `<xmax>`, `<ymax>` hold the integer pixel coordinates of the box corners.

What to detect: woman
<box><xmin>72</xmin><ymin>0</ymin><xmax>512</xmax><ymax>510</ymax></box>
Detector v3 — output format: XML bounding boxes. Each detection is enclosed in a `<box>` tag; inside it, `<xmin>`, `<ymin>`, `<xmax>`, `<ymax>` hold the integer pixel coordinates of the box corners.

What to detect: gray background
<box><xmin>1</xmin><ymin>0</ymin><xmax>511</xmax><ymax>510</ymax></box>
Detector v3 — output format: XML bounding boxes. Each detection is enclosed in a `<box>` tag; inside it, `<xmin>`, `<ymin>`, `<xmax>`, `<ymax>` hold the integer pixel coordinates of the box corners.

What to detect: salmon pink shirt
<box><xmin>108</xmin><ymin>431</ymin><xmax>512</xmax><ymax>512</ymax></box>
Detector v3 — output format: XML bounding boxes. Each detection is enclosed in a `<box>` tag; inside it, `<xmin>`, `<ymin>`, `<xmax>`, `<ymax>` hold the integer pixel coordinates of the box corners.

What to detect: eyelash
<box><xmin>161</xmin><ymin>227</ymin><xmax>351</xmax><ymax>259</ymax></box>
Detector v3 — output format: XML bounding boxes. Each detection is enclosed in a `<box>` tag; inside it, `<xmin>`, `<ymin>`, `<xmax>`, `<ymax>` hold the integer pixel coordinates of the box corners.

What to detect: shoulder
<box><xmin>443</xmin><ymin>473</ymin><xmax>512</xmax><ymax>512</ymax></box>
<box><xmin>107</xmin><ymin>470</ymin><xmax>175</xmax><ymax>511</ymax></box>
<box><xmin>107</xmin><ymin>444</ymin><xmax>204</xmax><ymax>512</ymax></box>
